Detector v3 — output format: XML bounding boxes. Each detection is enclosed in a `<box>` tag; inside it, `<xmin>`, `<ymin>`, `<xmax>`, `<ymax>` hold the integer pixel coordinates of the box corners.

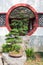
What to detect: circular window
<box><xmin>9</xmin><ymin>7</ymin><xmax>35</xmax><ymax>35</ymax></box>
<box><xmin>6</xmin><ymin>4</ymin><xmax>38</xmax><ymax>35</ymax></box>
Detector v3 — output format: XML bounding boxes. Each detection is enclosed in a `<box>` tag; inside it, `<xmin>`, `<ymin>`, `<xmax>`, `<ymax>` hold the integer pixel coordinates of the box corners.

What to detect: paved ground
<box><xmin>0</xmin><ymin>55</ymin><xmax>7</xmax><ymax>65</ymax></box>
<box><xmin>0</xmin><ymin>55</ymin><xmax>2</xmax><ymax>65</ymax></box>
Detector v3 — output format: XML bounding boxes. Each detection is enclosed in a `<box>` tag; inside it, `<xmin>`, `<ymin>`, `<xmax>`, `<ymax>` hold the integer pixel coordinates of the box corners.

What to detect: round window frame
<box><xmin>6</xmin><ymin>3</ymin><xmax>38</xmax><ymax>36</ymax></box>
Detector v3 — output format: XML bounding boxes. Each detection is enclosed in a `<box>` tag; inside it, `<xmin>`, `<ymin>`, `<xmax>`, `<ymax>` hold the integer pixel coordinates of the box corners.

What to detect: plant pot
<box><xmin>9</xmin><ymin>50</ymin><xmax>23</xmax><ymax>58</ymax></box>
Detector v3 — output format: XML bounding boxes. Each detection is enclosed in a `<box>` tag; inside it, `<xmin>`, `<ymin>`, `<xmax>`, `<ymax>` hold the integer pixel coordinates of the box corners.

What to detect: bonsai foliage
<box><xmin>2</xmin><ymin>44</ymin><xmax>12</xmax><ymax>52</ymax></box>
<box><xmin>2</xmin><ymin>44</ymin><xmax>21</xmax><ymax>53</ymax></box>
<box><xmin>6</xmin><ymin>28</ymin><xmax>22</xmax><ymax>44</ymax></box>
<box><xmin>12</xmin><ymin>44</ymin><xmax>21</xmax><ymax>52</ymax></box>
<box><xmin>10</xmin><ymin>19</ymin><xmax>28</xmax><ymax>36</ymax></box>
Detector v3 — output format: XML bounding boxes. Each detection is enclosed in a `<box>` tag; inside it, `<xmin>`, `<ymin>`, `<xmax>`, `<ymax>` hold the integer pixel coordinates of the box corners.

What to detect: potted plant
<box><xmin>9</xmin><ymin>44</ymin><xmax>23</xmax><ymax>58</ymax></box>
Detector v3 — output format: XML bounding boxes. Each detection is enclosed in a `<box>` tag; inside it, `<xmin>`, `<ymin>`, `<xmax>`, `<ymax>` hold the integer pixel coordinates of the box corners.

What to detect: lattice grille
<box><xmin>0</xmin><ymin>14</ymin><xmax>6</xmax><ymax>26</ymax></box>
<box><xmin>39</xmin><ymin>14</ymin><xmax>43</xmax><ymax>26</ymax></box>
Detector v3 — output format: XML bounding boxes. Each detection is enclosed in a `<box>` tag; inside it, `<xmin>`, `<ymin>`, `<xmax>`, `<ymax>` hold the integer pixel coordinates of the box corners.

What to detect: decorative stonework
<box><xmin>38</xmin><ymin>14</ymin><xmax>43</xmax><ymax>27</ymax></box>
<box><xmin>0</xmin><ymin>14</ymin><xmax>6</xmax><ymax>26</ymax></box>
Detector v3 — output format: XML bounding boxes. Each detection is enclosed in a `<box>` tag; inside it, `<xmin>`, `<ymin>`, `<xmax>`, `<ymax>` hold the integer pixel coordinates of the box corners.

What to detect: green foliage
<box><xmin>6</xmin><ymin>38</ymin><xmax>14</xmax><ymax>43</ymax></box>
<box><xmin>2</xmin><ymin>44</ymin><xmax>12</xmax><ymax>52</ymax></box>
<box><xmin>12</xmin><ymin>44</ymin><xmax>21</xmax><ymax>52</ymax></box>
<box><xmin>6</xmin><ymin>35</ymin><xmax>22</xmax><ymax>44</ymax></box>
<box><xmin>10</xmin><ymin>29</ymin><xmax>19</xmax><ymax>36</ymax></box>
<box><xmin>10</xmin><ymin>29</ymin><xmax>18</xmax><ymax>33</ymax></box>
<box><xmin>25</xmin><ymin>48</ymin><xmax>34</xmax><ymax>58</ymax></box>
<box><xmin>10</xmin><ymin>19</ymin><xmax>28</xmax><ymax>36</ymax></box>
<box><xmin>2</xmin><ymin>43</ymin><xmax>21</xmax><ymax>53</ymax></box>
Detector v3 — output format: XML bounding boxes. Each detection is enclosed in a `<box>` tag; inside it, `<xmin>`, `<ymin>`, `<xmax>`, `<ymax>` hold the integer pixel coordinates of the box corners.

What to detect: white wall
<box><xmin>32</xmin><ymin>27</ymin><xmax>43</xmax><ymax>36</ymax></box>
<box><xmin>0</xmin><ymin>27</ymin><xmax>9</xmax><ymax>52</ymax></box>
<box><xmin>0</xmin><ymin>0</ymin><xmax>43</xmax><ymax>12</ymax></box>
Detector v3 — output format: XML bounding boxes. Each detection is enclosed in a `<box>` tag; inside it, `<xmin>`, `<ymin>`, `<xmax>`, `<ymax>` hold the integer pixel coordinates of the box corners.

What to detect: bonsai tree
<box><xmin>2</xmin><ymin>12</ymin><xmax>29</xmax><ymax>53</ymax></box>
<box><xmin>6</xmin><ymin>13</ymin><xmax>29</xmax><ymax>44</ymax></box>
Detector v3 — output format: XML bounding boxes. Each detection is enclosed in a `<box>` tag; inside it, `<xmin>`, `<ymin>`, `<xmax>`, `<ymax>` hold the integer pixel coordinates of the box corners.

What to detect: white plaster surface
<box><xmin>0</xmin><ymin>27</ymin><xmax>9</xmax><ymax>36</ymax></box>
<box><xmin>32</xmin><ymin>27</ymin><xmax>43</xmax><ymax>36</ymax></box>
<box><xmin>0</xmin><ymin>0</ymin><xmax>43</xmax><ymax>12</ymax></box>
<box><xmin>0</xmin><ymin>27</ymin><xmax>9</xmax><ymax>52</ymax></box>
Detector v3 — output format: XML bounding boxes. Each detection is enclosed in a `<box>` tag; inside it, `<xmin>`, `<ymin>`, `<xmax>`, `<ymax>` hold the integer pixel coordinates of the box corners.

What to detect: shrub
<box><xmin>25</xmin><ymin>48</ymin><xmax>34</xmax><ymax>58</ymax></box>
